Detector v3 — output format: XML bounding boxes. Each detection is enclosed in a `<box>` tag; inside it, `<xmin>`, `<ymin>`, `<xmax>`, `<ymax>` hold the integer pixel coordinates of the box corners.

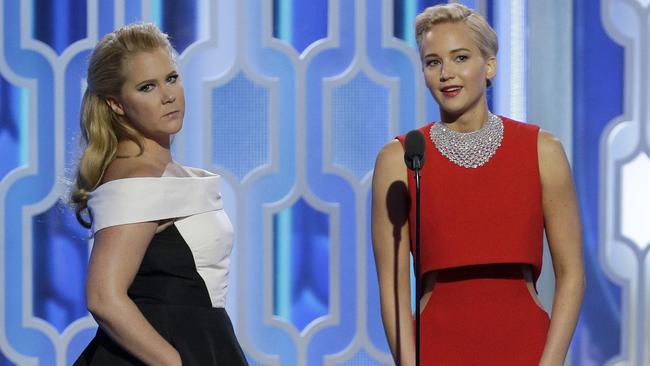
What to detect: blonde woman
<box><xmin>372</xmin><ymin>4</ymin><xmax>584</xmax><ymax>365</ymax></box>
<box><xmin>71</xmin><ymin>23</ymin><xmax>247</xmax><ymax>365</ymax></box>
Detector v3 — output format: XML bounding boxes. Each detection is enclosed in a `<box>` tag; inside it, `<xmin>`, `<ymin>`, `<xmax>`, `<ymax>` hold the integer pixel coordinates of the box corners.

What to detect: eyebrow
<box><xmin>135</xmin><ymin>70</ymin><xmax>177</xmax><ymax>87</ymax></box>
<box><xmin>423</xmin><ymin>48</ymin><xmax>472</xmax><ymax>58</ymax></box>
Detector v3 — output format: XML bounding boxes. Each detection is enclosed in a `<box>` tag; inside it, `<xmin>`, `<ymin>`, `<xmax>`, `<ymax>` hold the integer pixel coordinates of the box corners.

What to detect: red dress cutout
<box><xmin>397</xmin><ymin>117</ymin><xmax>550</xmax><ymax>365</ymax></box>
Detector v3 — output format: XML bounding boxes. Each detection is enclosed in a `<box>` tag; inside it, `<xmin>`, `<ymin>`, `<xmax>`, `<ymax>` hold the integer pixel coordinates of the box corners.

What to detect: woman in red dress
<box><xmin>372</xmin><ymin>4</ymin><xmax>584</xmax><ymax>365</ymax></box>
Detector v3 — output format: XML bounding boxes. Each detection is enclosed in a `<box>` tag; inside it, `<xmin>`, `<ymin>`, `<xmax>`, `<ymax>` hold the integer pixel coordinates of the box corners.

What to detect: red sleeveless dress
<box><xmin>397</xmin><ymin>117</ymin><xmax>550</xmax><ymax>365</ymax></box>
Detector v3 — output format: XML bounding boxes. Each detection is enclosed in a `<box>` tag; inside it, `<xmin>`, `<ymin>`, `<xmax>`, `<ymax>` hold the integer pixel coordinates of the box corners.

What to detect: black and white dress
<box><xmin>74</xmin><ymin>167</ymin><xmax>248</xmax><ymax>366</ymax></box>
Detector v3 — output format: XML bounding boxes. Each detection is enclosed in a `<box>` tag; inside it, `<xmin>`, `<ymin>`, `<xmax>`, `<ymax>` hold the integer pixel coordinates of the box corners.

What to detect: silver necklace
<box><xmin>429</xmin><ymin>112</ymin><xmax>504</xmax><ymax>168</ymax></box>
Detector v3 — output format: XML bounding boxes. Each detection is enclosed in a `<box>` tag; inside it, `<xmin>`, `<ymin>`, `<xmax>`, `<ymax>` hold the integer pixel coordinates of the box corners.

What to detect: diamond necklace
<box><xmin>429</xmin><ymin>112</ymin><xmax>504</xmax><ymax>168</ymax></box>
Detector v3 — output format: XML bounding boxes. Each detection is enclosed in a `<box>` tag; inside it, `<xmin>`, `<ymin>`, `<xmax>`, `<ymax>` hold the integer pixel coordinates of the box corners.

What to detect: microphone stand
<box><xmin>413</xmin><ymin>157</ymin><xmax>422</xmax><ymax>366</ymax></box>
<box><xmin>403</xmin><ymin>129</ymin><xmax>425</xmax><ymax>366</ymax></box>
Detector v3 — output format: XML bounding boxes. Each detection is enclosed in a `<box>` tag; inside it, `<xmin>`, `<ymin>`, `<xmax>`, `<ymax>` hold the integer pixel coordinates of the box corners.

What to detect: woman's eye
<box><xmin>167</xmin><ymin>74</ymin><xmax>179</xmax><ymax>83</ymax></box>
<box><xmin>427</xmin><ymin>59</ymin><xmax>440</xmax><ymax>67</ymax></box>
<box><xmin>138</xmin><ymin>84</ymin><xmax>154</xmax><ymax>92</ymax></box>
<box><xmin>456</xmin><ymin>55</ymin><xmax>468</xmax><ymax>62</ymax></box>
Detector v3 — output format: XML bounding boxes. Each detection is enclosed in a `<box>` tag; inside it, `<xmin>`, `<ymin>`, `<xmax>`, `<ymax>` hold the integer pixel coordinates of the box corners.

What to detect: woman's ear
<box><xmin>486</xmin><ymin>55</ymin><xmax>497</xmax><ymax>80</ymax></box>
<box><xmin>105</xmin><ymin>97</ymin><xmax>125</xmax><ymax>116</ymax></box>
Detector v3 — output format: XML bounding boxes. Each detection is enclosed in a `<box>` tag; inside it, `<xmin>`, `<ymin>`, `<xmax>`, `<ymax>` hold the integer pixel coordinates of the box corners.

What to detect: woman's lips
<box><xmin>163</xmin><ymin>110</ymin><xmax>180</xmax><ymax>119</ymax></box>
<box><xmin>441</xmin><ymin>86</ymin><xmax>462</xmax><ymax>97</ymax></box>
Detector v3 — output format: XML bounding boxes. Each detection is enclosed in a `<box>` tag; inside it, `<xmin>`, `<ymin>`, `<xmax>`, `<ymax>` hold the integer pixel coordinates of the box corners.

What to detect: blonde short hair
<box><xmin>415</xmin><ymin>3</ymin><xmax>498</xmax><ymax>58</ymax></box>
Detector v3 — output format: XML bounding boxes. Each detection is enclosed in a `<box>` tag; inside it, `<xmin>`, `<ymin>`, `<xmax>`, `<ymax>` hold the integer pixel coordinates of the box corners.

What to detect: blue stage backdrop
<box><xmin>0</xmin><ymin>0</ymin><xmax>647</xmax><ymax>365</ymax></box>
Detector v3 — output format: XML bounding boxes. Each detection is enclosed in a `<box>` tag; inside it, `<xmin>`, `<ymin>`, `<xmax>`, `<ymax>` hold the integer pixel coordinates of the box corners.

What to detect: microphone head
<box><xmin>404</xmin><ymin>130</ymin><xmax>426</xmax><ymax>171</ymax></box>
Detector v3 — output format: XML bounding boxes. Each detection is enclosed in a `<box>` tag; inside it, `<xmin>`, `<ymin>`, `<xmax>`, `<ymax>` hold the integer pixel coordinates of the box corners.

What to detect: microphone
<box><xmin>403</xmin><ymin>129</ymin><xmax>426</xmax><ymax>366</ymax></box>
<box><xmin>404</xmin><ymin>130</ymin><xmax>426</xmax><ymax>171</ymax></box>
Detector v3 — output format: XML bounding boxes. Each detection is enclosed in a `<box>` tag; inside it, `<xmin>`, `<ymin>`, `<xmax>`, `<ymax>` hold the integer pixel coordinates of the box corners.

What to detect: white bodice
<box><xmin>87</xmin><ymin>166</ymin><xmax>233</xmax><ymax>308</ymax></box>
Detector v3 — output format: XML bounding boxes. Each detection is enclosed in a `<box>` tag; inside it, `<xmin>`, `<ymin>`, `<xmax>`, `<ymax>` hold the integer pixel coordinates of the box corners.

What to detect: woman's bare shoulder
<box><xmin>537</xmin><ymin>129</ymin><xmax>565</xmax><ymax>159</ymax></box>
<box><xmin>373</xmin><ymin>139</ymin><xmax>407</xmax><ymax>185</ymax></box>
<box><xmin>102</xmin><ymin>155</ymin><xmax>163</xmax><ymax>184</ymax></box>
<box><xmin>536</xmin><ymin>129</ymin><xmax>574</xmax><ymax>191</ymax></box>
<box><xmin>375</xmin><ymin>140</ymin><xmax>405</xmax><ymax>167</ymax></box>
<box><xmin>100</xmin><ymin>139</ymin><xmax>169</xmax><ymax>183</ymax></box>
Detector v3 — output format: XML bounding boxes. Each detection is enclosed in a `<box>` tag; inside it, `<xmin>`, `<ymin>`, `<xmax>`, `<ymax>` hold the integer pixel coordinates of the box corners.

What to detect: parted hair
<box><xmin>415</xmin><ymin>3</ymin><xmax>498</xmax><ymax>58</ymax></box>
<box><xmin>70</xmin><ymin>23</ymin><xmax>172</xmax><ymax>228</ymax></box>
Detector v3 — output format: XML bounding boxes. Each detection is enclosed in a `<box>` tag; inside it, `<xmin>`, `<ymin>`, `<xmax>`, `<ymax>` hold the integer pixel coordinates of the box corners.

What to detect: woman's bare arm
<box><xmin>536</xmin><ymin>130</ymin><xmax>586</xmax><ymax>366</ymax></box>
<box><xmin>85</xmin><ymin>158</ymin><xmax>181</xmax><ymax>365</ymax></box>
<box><xmin>86</xmin><ymin>221</ymin><xmax>182</xmax><ymax>366</ymax></box>
<box><xmin>371</xmin><ymin>140</ymin><xmax>415</xmax><ymax>366</ymax></box>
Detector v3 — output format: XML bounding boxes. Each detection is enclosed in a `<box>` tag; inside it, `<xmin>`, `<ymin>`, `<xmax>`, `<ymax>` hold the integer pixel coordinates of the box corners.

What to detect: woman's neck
<box><xmin>440</xmin><ymin>103</ymin><xmax>490</xmax><ymax>133</ymax></box>
<box><xmin>145</xmin><ymin>137</ymin><xmax>172</xmax><ymax>160</ymax></box>
<box><xmin>117</xmin><ymin>137</ymin><xmax>172</xmax><ymax>167</ymax></box>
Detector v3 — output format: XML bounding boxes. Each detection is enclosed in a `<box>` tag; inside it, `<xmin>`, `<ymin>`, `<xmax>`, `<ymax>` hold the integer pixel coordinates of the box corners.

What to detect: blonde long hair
<box><xmin>71</xmin><ymin>23</ymin><xmax>172</xmax><ymax>228</ymax></box>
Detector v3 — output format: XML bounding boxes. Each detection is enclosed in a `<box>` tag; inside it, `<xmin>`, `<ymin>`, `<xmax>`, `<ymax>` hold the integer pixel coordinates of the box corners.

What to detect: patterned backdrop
<box><xmin>0</xmin><ymin>0</ymin><xmax>647</xmax><ymax>365</ymax></box>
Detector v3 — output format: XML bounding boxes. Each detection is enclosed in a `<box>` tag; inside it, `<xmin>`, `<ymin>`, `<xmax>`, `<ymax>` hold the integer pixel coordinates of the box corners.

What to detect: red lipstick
<box><xmin>441</xmin><ymin>85</ymin><xmax>462</xmax><ymax>97</ymax></box>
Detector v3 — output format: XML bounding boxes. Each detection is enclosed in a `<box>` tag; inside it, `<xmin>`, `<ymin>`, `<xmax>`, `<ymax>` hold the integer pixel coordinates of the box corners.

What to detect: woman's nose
<box><xmin>162</xmin><ymin>90</ymin><xmax>175</xmax><ymax>103</ymax></box>
<box><xmin>439</xmin><ymin>64</ymin><xmax>455</xmax><ymax>81</ymax></box>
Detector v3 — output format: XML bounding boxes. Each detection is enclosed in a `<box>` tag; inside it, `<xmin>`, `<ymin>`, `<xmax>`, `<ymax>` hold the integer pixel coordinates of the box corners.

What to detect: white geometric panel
<box><xmin>621</xmin><ymin>153</ymin><xmax>650</xmax><ymax>250</ymax></box>
<box><xmin>492</xmin><ymin>0</ymin><xmax>527</xmax><ymax>121</ymax></box>
<box><xmin>601</xmin><ymin>0</ymin><xmax>650</xmax><ymax>364</ymax></box>
<box><xmin>636</xmin><ymin>0</ymin><xmax>650</xmax><ymax>8</ymax></box>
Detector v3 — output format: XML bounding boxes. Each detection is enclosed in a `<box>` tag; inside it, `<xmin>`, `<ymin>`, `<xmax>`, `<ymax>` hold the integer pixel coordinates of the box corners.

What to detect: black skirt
<box><xmin>74</xmin><ymin>226</ymin><xmax>248</xmax><ymax>365</ymax></box>
<box><xmin>74</xmin><ymin>306</ymin><xmax>248</xmax><ymax>366</ymax></box>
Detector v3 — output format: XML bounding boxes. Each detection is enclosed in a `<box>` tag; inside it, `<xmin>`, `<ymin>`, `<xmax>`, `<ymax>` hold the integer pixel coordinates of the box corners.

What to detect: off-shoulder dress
<box><xmin>74</xmin><ymin>166</ymin><xmax>248</xmax><ymax>366</ymax></box>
